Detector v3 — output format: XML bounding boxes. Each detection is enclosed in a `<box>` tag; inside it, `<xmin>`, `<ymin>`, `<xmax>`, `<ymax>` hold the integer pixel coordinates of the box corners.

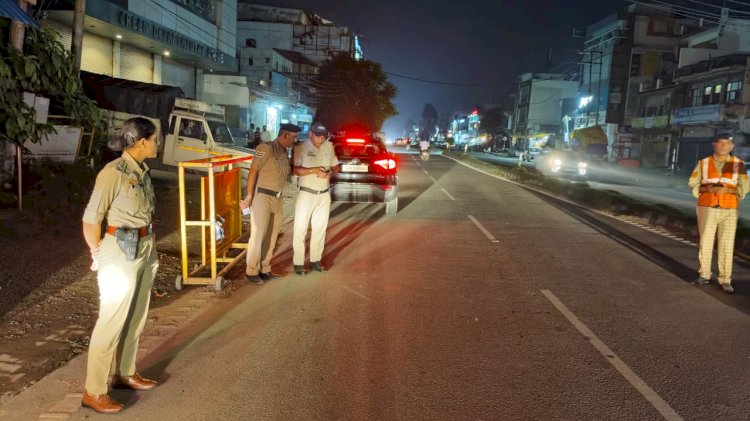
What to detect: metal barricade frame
<box><xmin>175</xmin><ymin>154</ymin><xmax>253</xmax><ymax>291</ymax></box>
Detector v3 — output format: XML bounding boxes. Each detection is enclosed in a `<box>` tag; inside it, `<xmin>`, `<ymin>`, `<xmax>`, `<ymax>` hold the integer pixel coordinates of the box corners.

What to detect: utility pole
<box><xmin>71</xmin><ymin>0</ymin><xmax>86</xmax><ymax>72</ymax></box>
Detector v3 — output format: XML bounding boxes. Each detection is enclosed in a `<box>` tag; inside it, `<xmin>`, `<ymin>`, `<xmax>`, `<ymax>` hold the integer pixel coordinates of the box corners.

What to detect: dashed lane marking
<box><xmin>441</xmin><ymin>189</ymin><xmax>456</xmax><ymax>201</ymax></box>
<box><xmin>340</xmin><ymin>286</ymin><xmax>372</xmax><ymax>302</ymax></box>
<box><xmin>430</xmin><ymin>177</ymin><xmax>437</xmax><ymax>183</ymax></box>
<box><xmin>541</xmin><ymin>289</ymin><xmax>683</xmax><ymax>421</ymax></box>
<box><xmin>467</xmin><ymin>215</ymin><xmax>499</xmax><ymax>243</ymax></box>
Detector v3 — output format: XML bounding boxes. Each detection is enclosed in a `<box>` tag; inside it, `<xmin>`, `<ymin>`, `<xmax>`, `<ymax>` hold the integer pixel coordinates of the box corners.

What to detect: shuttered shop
<box><xmin>44</xmin><ymin>21</ymin><xmax>113</xmax><ymax>76</ymax></box>
<box><xmin>162</xmin><ymin>59</ymin><xmax>196</xmax><ymax>98</ymax></box>
<box><xmin>120</xmin><ymin>44</ymin><xmax>153</xmax><ymax>83</ymax></box>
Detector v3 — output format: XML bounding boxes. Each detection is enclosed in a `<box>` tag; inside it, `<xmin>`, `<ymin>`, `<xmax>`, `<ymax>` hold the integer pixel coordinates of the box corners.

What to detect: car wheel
<box><xmin>385</xmin><ymin>197</ymin><xmax>398</xmax><ymax>214</ymax></box>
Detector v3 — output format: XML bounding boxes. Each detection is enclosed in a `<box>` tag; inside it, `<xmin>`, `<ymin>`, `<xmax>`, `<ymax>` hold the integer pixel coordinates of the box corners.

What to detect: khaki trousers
<box><xmin>697</xmin><ymin>206</ymin><xmax>738</xmax><ymax>284</ymax></box>
<box><xmin>293</xmin><ymin>191</ymin><xmax>331</xmax><ymax>265</ymax></box>
<box><xmin>85</xmin><ymin>233</ymin><xmax>158</xmax><ymax>395</ymax></box>
<box><xmin>246</xmin><ymin>193</ymin><xmax>283</xmax><ymax>275</ymax></box>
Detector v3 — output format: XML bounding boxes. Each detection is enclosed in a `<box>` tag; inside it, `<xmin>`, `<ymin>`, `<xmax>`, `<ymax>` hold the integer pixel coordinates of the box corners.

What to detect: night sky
<box><xmin>258</xmin><ymin>0</ymin><xmax>633</xmax><ymax>137</ymax></box>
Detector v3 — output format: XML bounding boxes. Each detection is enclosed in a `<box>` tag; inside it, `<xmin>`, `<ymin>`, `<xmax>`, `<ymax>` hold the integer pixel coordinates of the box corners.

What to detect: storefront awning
<box><xmin>0</xmin><ymin>0</ymin><xmax>38</xmax><ymax>28</ymax></box>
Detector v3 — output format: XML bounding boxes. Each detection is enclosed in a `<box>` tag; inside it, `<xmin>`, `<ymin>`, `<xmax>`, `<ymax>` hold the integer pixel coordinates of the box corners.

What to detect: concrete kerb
<box><xmin>0</xmin><ymin>180</ymin><xmax>300</xmax><ymax>420</ymax></box>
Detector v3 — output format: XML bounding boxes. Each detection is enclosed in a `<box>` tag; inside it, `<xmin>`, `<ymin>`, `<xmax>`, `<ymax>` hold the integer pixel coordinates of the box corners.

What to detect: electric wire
<box><xmin>145</xmin><ymin>0</ymin><xmax>235</xmax><ymax>52</ymax></box>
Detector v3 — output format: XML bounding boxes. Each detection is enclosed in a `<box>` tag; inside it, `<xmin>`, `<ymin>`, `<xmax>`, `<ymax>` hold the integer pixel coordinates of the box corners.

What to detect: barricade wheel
<box><xmin>214</xmin><ymin>276</ymin><xmax>223</xmax><ymax>292</ymax></box>
<box><xmin>175</xmin><ymin>275</ymin><xmax>183</xmax><ymax>291</ymax></box>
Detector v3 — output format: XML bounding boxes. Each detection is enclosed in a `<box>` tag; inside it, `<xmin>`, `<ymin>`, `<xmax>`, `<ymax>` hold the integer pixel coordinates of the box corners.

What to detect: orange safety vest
<box><xmin>697</xmin><ymin>156</ymin><xmax>741</xmax><ymax>209</ymax></box>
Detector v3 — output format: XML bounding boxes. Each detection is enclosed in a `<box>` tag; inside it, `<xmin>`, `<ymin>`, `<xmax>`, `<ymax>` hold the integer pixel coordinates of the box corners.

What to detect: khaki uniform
<box><xmin>688</xmin><ymin>157</ymin><xmax>749</xmax><ymax>284</ymax></box>
<box><xmin>246</xmin><ymin>140</ymin><xmax>290</xmax><ymax>275</ymax></box>
<box><xmin>292</xmin><ymin>140</ymin><xmax>339</xmax><ymax>266</ymax></box>
<box><xmin>81</xmin><ymin>151</ymin><xmax>158</xmax><ymax>395</ymax></box>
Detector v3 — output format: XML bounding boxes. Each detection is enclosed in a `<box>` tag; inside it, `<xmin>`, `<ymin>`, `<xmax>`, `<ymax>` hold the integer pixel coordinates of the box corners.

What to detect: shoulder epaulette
<box><xmin>114</xmin><ymin>159</ymin><xmax>128</xmax><ymax>173</ymax></box>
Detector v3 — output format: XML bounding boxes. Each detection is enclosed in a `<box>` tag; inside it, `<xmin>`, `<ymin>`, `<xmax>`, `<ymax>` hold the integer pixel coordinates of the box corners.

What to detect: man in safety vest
<box><xmin>688</xmin><ymin>133</ymin><xmax>749</xmax><ymax>293</ymax></box>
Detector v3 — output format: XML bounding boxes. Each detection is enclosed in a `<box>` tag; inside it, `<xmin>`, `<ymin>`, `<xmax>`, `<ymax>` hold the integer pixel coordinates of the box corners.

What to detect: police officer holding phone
<box><xmin>241</xmin><ymin>123</ymin><xmax>300</xmax><ymax>284</ymax></box>
<box><xmin>291</xmin><ymin>122</ymin><xmax>340</xmax><ymax>275</ymax></box>
<box><xmin>81</xmin><ymin>117</ymin><xmax>160</xmax><ymax>414</ymax></box>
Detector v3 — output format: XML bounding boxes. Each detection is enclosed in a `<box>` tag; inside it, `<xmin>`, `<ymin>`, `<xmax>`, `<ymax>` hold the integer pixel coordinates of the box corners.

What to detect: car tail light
<box><xmin>346</xmin><ymin>138</ymin><xmax>366</xmax><ymax>144</ymax></box>
<box><xmin>374</xmin><ymin>158</ymin><xmax>397</xmax><ymax>170</ymax></box>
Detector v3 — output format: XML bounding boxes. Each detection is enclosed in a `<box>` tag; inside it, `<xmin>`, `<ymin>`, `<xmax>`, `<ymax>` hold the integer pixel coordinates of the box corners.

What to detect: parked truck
<box><xmin>80</xmin><ymin>72</ymin><xmax>253</xmax><ymax>171</ymax></box>
<box><xmin>100</xmin><ymin>98</ymin><xmax>253</xmax><ymax>171</ymax></box>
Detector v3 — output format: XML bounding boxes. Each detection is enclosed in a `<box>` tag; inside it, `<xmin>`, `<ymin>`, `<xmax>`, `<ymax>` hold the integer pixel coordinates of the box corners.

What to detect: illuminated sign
<box><xmin>117</xmin><ymin>10</ymin><xmax>224</xmax><ymax>64</ymax></box>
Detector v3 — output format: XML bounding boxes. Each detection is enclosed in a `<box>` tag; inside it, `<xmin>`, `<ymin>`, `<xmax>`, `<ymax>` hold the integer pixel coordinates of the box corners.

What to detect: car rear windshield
<box><xmin>332</xmin><ymin>137</ymin><xmax>387</xmax><ymax>159</ymax></box>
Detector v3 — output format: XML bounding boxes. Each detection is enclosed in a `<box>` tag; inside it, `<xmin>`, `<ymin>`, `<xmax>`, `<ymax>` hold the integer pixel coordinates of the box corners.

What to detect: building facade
<box><xmin>514</xmin><ymin>72</ymin><xmax>578</xmax><ymax>149</ymax></box>
<box><xmin>45</xmin><ymin>0</ymin><xmax>238</xmax><ymax>100</ymax></box>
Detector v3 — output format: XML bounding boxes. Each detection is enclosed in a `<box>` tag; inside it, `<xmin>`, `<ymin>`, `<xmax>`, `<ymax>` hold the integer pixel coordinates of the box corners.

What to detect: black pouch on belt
<box><xmin>114</xmin><ymin>227</ymin><xmax>140</xmax><ymax>261</ymax></box>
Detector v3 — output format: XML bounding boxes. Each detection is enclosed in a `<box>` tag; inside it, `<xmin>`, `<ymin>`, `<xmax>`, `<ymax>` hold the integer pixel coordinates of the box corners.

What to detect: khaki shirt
<box><xmin>688</xmin><ymin>156</ymin><xmax>749</xmax><ymax>200</ymax></box>
<box><xmin>82</xmin><ymin>151</ymin><xmax>155</xmax><ymax>228</ymax></box>
<box><xmin>293</xmin><ymin>140</ymin><xmax>339</xmax><ymax>191</ymax></box>
<box><xmin>252</xmin><ymin>140</ymin><xmax>290</xmax><ymax>192</ymax></box>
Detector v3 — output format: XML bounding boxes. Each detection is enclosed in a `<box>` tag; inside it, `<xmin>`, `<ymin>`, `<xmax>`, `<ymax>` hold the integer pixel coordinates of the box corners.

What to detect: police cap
<box><xmin>712</xmin><ymin>132</ymin><xmax>733</xmax><ymax>143</ymax></box>
<box><xmin>310</xmin><ymin>122</ymin><xmax>328</xmax><ymax>136</ymax></box>
<box><xmin>279</xmin><ymin>123</ymin><xmax>301</xmax><ymax>133</ymax></box>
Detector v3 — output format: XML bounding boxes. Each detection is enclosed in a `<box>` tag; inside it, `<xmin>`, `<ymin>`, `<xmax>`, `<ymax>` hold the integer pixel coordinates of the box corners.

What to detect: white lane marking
<box><xmin>430</xmin><ymin>177</ymin><xmax>438</xmax><ymax>183</ymax></box>
<box><xmin>341</xmin><ymin>286</ymin><xmax>371</xmax><ymax>302</ymax></box>
<box><xmin>541</xmin><ymin>290</ymin><xmax>683</xmax><ymax>421</ymax></box>
<box><xmin>416</xmin><ymin>162</ymin><xmax>421</xmax><ymax>167</ymax></box>
<box><xmin>467</xmin><ymin>215</ymin><xmax>499</xmax><ymax>243</ymax></box>
<box><xmin>422</xmin><ymin>169</ymin><xmax>428</xmax><ymax>174</ymax></box>
<box><xmin>441</xmin><ymin>189</ymin><xmax>456</xmax><ymax>201</ymax></box>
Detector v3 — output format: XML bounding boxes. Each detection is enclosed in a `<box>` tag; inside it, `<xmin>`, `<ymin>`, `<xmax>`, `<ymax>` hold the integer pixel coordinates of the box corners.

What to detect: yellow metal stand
<box><xmin>176</xmin><ymin>154</ymin><xmax>253</xmax><ymax>291</ymax></box>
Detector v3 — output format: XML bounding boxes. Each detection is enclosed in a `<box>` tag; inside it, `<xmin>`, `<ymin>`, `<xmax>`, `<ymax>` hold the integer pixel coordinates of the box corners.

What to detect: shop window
<box><xmin>702</xmin><ymin>86</ymin><xmax>712</xmax><ymax>105</ymax></box>
<box><xmin>712</xmin><ymin>84</ymin><xmax>722</xmax><ymax>104</ymax></box>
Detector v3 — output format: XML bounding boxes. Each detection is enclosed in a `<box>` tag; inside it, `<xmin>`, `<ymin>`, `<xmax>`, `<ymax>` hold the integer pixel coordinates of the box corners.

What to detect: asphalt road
<box><xmin>65</xmin><ymin>152</ymin><xmax>749</xmax><ymax>420</ymax></box>
<box><xmin>470</xmin><ymin>151</ymin><xmax>750</xmax><ymax>222</ymax></box>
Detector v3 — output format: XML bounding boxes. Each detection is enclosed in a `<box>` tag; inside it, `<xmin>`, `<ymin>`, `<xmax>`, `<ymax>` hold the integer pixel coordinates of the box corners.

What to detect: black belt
<box><xmin>299</xmin><ymin>186</ymin><xmax>330</xmax><ymax>195</ymax></box>
<box><xmin>257</xmin><ymin>187</ymin><xmax>282</xmax><ymax>197</ymax></box>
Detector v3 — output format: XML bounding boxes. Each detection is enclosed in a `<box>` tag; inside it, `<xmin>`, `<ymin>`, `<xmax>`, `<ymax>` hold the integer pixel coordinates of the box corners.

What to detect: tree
<box><xmin>421</xmin><ymin>103</ymin><xmax>438</xmax><ymax>140</ymax></box>
<box><xmin>479</xmin><ymin>106</ymin><xmax>507</xmax><ymax>134</ymax></box>
<box><xmin>0</xmin><ymin>23</ymin><xmax>103</xmax><ymax>147</ymax></box>
<box><xmin>313</xmin><ymin>53</ymin><xmax>397</xmax><ymax>133</ymax></box>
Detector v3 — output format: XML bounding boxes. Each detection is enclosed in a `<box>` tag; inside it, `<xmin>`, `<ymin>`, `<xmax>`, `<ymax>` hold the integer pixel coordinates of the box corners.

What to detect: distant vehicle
<box><xmin>330</xmin><ymin>134</ymin><xmax>399</xmax><ymax>214</ymax></box>
<box><xmin>537</xmin><ymin>149</ymin><xmax>588</xmax><ymax>178</ymax></box>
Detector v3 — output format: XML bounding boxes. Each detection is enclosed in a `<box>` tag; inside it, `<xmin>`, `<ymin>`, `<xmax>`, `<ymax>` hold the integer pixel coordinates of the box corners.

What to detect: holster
<box><xmin>114</xmin><ymin>227</ymin><xmax>140</xmax><ymax>261</ymax></box>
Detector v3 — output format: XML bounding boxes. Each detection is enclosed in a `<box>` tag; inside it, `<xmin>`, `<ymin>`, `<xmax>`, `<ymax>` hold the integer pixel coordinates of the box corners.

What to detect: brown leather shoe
<box><xmin>81</xmin><ymin>391</ymin><xmax>124</xmax><ymax>414</ymax></box>
<box><xmin>113</xmin><ymin>372</ymin><xmax>158</xmax><ymax>391</ymax></box>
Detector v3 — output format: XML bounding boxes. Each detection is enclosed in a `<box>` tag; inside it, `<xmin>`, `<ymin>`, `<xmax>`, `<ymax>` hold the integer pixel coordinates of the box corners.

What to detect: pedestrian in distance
<box><xmin>688</xmin><ymin>133</ymin><xmax>749</xmax><ymax>294</ymax></box>
<box><xmin>241</xmin><ymin>123</ymin><xmax>300</xmax><ymax>284</ymax></box>
<box><xmin>246</xmin><ymin>123</ymin><xmax>255</xmax><ymax>148</ymax></box>
<box><xmin>81</xmin><ymin>117</ymin><xmax>161</xmax><ymax>414</ymax></box>
<box><xmin>260</xmin><ymin>124</ymin><xmax>273</xmax><ymax>143</ymax></box>
<box><xmin>291</xmin><ymin>122</ymin><xmax>340</xmax><ymax>275</ymax></box>
<box><xmin>254</xmin><ymin>127</ymin><xmax>262</xmax><ymax>147</ymax></box>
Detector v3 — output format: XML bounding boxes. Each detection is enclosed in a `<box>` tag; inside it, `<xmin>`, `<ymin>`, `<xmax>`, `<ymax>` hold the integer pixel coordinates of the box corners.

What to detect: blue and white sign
<box><xmin>671</xmin><ymin>104</ymin><xmax>721</xmax><ymax>125</ymax></box>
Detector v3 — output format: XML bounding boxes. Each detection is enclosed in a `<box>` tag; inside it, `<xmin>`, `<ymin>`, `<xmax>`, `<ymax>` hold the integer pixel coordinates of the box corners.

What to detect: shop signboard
<box><xmin>671</xmin><ymin>104</ymin><xmax>721</xmax><ymax>125</ymax></box>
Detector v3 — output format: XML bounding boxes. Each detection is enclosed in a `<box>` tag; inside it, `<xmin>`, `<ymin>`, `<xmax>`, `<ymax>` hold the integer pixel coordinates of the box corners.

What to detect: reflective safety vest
<box><xmin>698</xmin><ymin>156</ymin><xmax>741</xmax><ymax>209</ymax></box>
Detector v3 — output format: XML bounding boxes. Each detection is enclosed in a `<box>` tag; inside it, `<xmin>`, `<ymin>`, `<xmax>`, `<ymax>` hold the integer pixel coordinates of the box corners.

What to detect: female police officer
<box><xmin>81</xmin><ymin>117</ymin><xmax>160</xmax><ymax>413</ymax></box>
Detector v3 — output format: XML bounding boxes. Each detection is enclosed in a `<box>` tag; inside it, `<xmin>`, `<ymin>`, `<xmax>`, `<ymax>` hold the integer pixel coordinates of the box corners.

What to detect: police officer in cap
<box><xmin>291</xmin><ymin>122</ymin><xmax>340</xmax><ymax>275</ymax></box>
<box><xmin>241</xmin><ymin>123</ymin><xmax>300</xmax><ymax>284</ymax></box>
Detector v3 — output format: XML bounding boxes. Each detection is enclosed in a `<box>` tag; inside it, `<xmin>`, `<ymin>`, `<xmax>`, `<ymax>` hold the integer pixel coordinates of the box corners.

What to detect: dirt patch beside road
<box><xmin>0</xmin><ymin>171</ymin><xmax>249</xmax><ymax>402</ymax></box>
